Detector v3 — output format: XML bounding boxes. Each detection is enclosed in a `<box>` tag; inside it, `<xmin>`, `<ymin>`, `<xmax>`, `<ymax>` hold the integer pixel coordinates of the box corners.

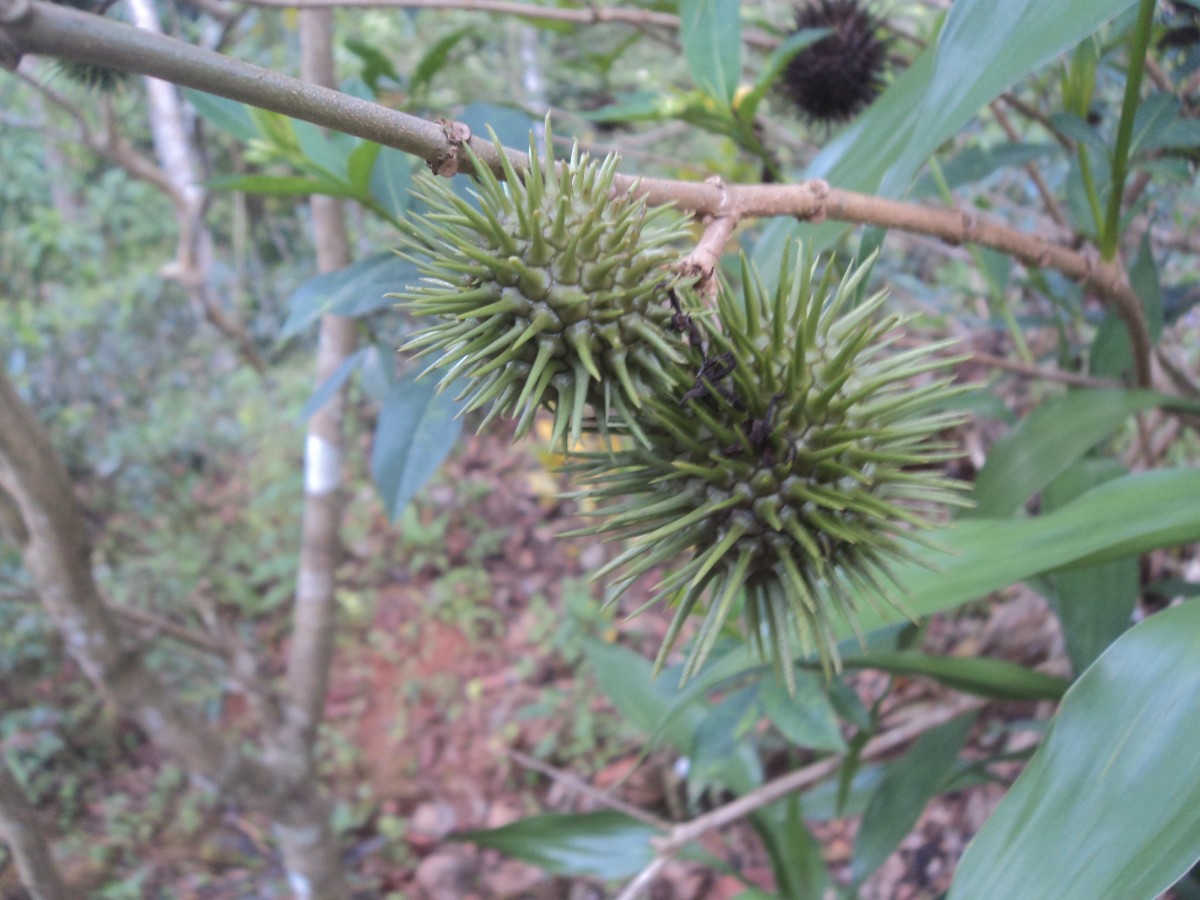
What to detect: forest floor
<box><xmin>4</xmin><ymin>417</ymin><xmax>1075</xmax><ymax>900</ymax></box>
<box><xmin>315</xmin><ymin>423</ymin><xmax>1068</xmax><ymax>899</ymax></box>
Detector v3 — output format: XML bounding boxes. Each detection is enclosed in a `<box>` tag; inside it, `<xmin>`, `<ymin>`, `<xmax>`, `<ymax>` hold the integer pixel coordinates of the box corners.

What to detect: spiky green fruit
<box><xmin>395</xmin><ymin>127</ymin><xmax>693</xmax><ymax>449</ymax></box>
<box><xmin>569</xmin><ymin>249</ymin><xmax>968</xmax><ymax>688</ymax></box>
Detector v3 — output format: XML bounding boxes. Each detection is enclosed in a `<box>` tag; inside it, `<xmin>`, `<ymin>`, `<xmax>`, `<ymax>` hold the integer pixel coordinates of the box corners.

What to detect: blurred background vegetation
<box><xmin>3</xmin><ymin>0</ymin><xmax>1200</xmax><ymax>896</ymax></box>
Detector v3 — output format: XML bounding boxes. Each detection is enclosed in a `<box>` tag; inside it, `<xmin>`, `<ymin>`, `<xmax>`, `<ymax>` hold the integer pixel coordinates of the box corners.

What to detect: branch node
<box><xmin>0</xmin><ymin>0</ymin><xmax>30</xmax><ymax>69</ymax></box>
<box><xmin>803</xmin><ymin>179</ymin><xmax>830</xmax><ymax>223</ymax></box>
<box><xmin>960</xmin><ymin>209</ymin><xmax>978</xmax><ymax>241</ymax></box>
<box><xmin>0</xmin><ymin>0</ymin><xmax>31</xmax><ymax>24</ymax></box>
<box><xmin>704</xmin><ymin>173</ymin><xmax>728</xmax><ymax>212</ymax></box>
<box><xmin>676</xmin><ymin>212</ymin><xmax>736</xmax><ymax>303</ymax></box>
<box><xmin>430</xmin><ymin>118</ymin><xmax>471</xmax><ymax>177</ymax></box>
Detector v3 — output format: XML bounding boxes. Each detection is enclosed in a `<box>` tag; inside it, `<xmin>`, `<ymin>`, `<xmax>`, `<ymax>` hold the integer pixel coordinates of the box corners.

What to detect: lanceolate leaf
<box><xmin>300</xmin><ymin>348</ymin><xmax>367</xmax><ymax>421</ymax></box>
<box><xmin>280</xmin><ymin>253</ymin><xmax>416</xmax><ymax>339</ymax></box>
<box><xmin>840</xmin><ymin>652</ymin><xmax>1068</xmax><ymax>701</ymax></box>
<box><xmin>852</xmin><ymin>467</ymin><xmax>1200</xmax><ymax>636</ymax></box>
<box><xmin>370</xmin><ymin>373</ymin><xmax>463</xmax><ymax>521</ymax></box>
<box><xmin>679</xmin><ymin>0</ymin><xmax>742</xmax><ymax>105</ymax></box>
<box><xmin>949</xmin><ymin>600</ymin><xmax>1200</xmax><ymax>899</ymax></box>
<box><xmin>880</xmin><ymin>0</ymin><xmax>1138</xmax><ymax>196</ymax></box>
<box><xmin>209</xmin><ymin>174</ymin><xmax>358</xmax><ymax>200</ymax></box>
<box><xmin>185</xmin><ymin>89</ymin><xmax>258</xmax><ymax>141</ymax></box>
<box><xmin>852</xmin><ymin>713</ymin><xmax>976</xmax><ymax>883</ymax></box>
<box><xmin>458</xmin><ymin>811</ymin><xmax>658</xmax><ymax>878</ymax></box>
<box><xmin>1043</xmin><ymin>458</ymin><xmax>1138</xmax><ymax>675</ymax></box>
<box><xmin>582</xmin><ymin>639</ymin><xmax>761</xmax><ymax>795</ymax></box>
<box><xmin>968</xmin><ymin>388</ymin><xmax>1177</xmax><ymax>518</ymax></box>
<box><xmin>798</xmin><ymin>0</ymin><xmax>1138</xmax><ymax>257</ymax></box>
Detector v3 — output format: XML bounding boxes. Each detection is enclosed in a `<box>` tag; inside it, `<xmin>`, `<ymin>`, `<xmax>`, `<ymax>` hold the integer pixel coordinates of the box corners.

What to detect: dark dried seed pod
<box><xmin>780</xmin><ymin>0</ymin><xmax>890</xmax><ymax>125</ymax></box>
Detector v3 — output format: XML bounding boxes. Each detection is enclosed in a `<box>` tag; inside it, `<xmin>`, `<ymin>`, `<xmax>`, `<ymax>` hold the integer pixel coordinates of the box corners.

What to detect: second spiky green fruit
<box><xmin>569</xmin><ymin>250</ymin><xmax>969</xmax><ymax>687</ymax></box>
<box><xmin>396</xmin><ymin>127</ymin><xmax>693</xmax><ymax>448</ymax></box>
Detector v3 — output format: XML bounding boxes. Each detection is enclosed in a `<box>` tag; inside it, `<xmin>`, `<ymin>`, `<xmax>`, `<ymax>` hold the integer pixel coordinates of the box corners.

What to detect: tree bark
<box><xmin>0</xmin><ymin>754</ymin><xmax>68</xmax><ymax>900</ymax></box>
<box><xmin>0</xmin><ymin>370</ymin><xmax>339</xmax><ymax>896</ymax></box>
<box><xmin>124</xmin><ymin>0</ymin><xmax>265</xmax><ymax>373</ymax></box>
<box><xmin>266</xmin><ymin>8</ymin><xmax>357</xmax><ymax>897</ymax></box>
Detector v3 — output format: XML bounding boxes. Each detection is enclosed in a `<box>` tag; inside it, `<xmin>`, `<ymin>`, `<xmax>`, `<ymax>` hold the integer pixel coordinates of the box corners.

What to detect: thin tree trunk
<box><xmin>0</xmin><ymin>369</ymin><xmax>336</xmax><ymax>854</ymax></box>
<box><xmin>266</xmin><ymin>9</ymin><xmax>358</xmax><ymax>897</ymax></box>
<box><xmin>124</xmin><ymin>0</ymin><xmax>265</xmax><ymax>373</ymax></box>
<box><xmin>0</xmin><ymin>752</ymin><xmax>68</xmax><ymax>900</ymax></box>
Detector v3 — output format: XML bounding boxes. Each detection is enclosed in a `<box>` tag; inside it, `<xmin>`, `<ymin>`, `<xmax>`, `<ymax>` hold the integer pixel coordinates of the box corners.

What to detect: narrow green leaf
<box><xmin>280</xmin><ymin>253</ymin><xmax>416</xmax><ymax>340</ymax></box>
<box><xmin>689</xmin><ymin>685</ymin><xmax>763</xmax><ymax>791</ymax></box>
<box><xmin>751</xmin><ymin>795</ymin><xmax>829</xmax><ymax>900</ymax></box>
<box><xmin>841</xmin><ymin>651</ymin><xmax>1068</xmax><ymax>701</ymax></box>
<box><xmin>1043</xmin><ymin>458</ymin><xmax>1138</xmax><ymax>675</ymax></box>
<box><xmin>344</xmin><ymin>38</ymin><xmax>403</xmax><ymax>94</ymax></box>
<box><xmin>853</xmin><ymin>713</ymin><xmax>976</xmax><ymax>883</ymax></box>
<box><xmin>1127</xmin><ymin>92</ymin><xmax>1181</xmax><ymax>159</ymax></box>
<box><xmin>759</xmin><ymin>672</ymin><xmax>847</xmax><ymax>752</ymax></box>
<box><xmin>300</xmin><ymin>348</ymin><xmax>367</xmax><ymax>421</ymax></box>
<box><xmin>185</xmin><ymin>89</ymin><xmax>257</xmax><ymax>141</ymax></box>
<box><xmin>852</xmin><ymin>467</ymin><xmax>1200</xmax><ymax>636</ymax></box>
<box><xmin>738</xmin><ymin>28</ymin><xmax>829</xmax><ymax>122</ymax></box>
<box><xmin>911</xmin><ymin>142</ymin><xmax>1062</xmax><ymax>196</ymax></box>
<box><xmin>880</xmin><ymin>0</ymin><xmax>1138</xmax><ymax>196</ymax></box>
<box><xmin>369</xmin><ymin>147</ymin><xmax>415</xmax><ymax>220</ymax></box>
<box><xmin>582</xmin><ymin>639</ymin><xmax>761</xmax><ymax>795</ymax></box>
<box><xmin>292</xmin><ymin>118</ymin><xmax>356</xmax><ymax>180</ymax></box>
<box><xmin>346</xmin><ymin>140</ymin><xmax>381</xmax><ymax>195</ymax></box>
<box><xmin>793</xmin><ymin>0</ymin><xmax>1136</xmax><ymax>261</ymax></box>
<box><xmin>410</xmin><ymin>27</ymin><xmax>472</xmax><ymax>96</ymax></box>
<box><xmin>370</xmin><ymin>373</ymin><xmax>463</xmax><ymax>520</ymax></box>
<box><xmin>968</xmin><ymin>388</ymin><xmax>1172</xmax><ymax>518</ymax></box>
<box><xmin>576</xmin><ymin>90</ymin><xmax>669</xmax><ymax>124</ymax></box>
<box><xmin>949</xmin><ymin>600</ymin><xmax>1200</xmax><ymax>899</ymax></box>
<box><xmin>679</xmin><ymin>0</ymin><xmax>742</xmax><ymax>104</ymax></box>
<box><xmin>458</xmin><ymin>811</ymin><xmax>659</xmax><ymax>878</ymax></box>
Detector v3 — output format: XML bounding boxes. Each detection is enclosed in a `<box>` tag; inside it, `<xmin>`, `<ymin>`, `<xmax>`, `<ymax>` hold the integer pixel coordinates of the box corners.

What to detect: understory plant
<box><xmin>396</xmin><ymin>130</ymin><xmax>969</xmax><ymax>686</ymax></box>
<box><xmin>4</xmin><ymin>0</ymin><xmax>1200</xmax><ymax>895</ymax></box>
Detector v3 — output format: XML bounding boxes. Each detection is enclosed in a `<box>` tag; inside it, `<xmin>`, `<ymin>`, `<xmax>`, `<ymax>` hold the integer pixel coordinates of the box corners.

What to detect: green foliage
<box><xmin>571</xmin><ymin>251</ymin><xmax>967</xmax><ymax>684</ymax></box>
<box><xmin>6</xmin><ymin>0</ymin><xmax>1200</xmax><ymax>893</ymax></box>
<box><xmin>950</xmin><ymin>600</ymin><xmax>1200</xmax><ymax>898</ymax></box>
<box><xmin>397</xmin><ymin>125</ymin><xmax>693</xmax><ymax>448</ymax></box>
<box><xmin>459</xmin><ymin>811</ymin><xmax>659</xmax><ymax>879</ymax></box>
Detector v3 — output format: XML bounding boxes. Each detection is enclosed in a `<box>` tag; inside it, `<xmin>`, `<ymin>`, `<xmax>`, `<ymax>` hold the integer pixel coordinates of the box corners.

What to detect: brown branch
<box><xmin>615</xmin><ymin>695</ymin><xmax>987</xmax><ymax>900</ymax></box>
<box><xmin>0</xmin><ymin>757</ymin><xmax>69</xmax><ymax>900</ymax></box>
<box><xmin>0</xmin><ymin>0</ymin><xmax>1155</xmax><ymax>386</ymax></box>
<box><xmin>240</xmin><ymin>0</ymin><xmax>779</xmax><ymax>49</ymax></box>
<box><xmin>507</xmin><ymin>749</ymin><xmax>672</xmax><ymax>830</ymax></box>
<box><xmin>676</xmin><ymin>183</ymin><xmax>737</xmax><ymax>302</ymax></box>
<box><xmin>11</xmin><ymin>65</ymin><xmax>180</xmax><ymax>198</ymax></box>
<box><xmin>966</xmin><ymin>351</ymin><xmax>1120</xmax><ymax>389</ymax></box>
<box><xmin>0</xmin><ymin>366</ymin><xmax>339</xmax><ymax>867</ymax></box>
<box><xmin>999</xmin><ymin>92</ymin><xmax>1068</xmax><ymax>146</ymax></box>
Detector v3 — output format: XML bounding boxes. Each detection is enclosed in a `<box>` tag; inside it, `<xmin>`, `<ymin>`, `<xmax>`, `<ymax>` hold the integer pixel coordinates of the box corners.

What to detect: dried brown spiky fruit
<box><xmin>781</xmin><ymin>0</ymin><xmax>890</xmax><ymax>125</ymax></box>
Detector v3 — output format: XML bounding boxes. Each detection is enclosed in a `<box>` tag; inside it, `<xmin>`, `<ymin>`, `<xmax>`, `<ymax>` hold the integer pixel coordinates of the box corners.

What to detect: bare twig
<box><xmin>966</xmin><ymin>351</ymin><xmax>1121</xmax><ymax>389</ymax></box>
<box><xmin>240</xmin><ymin>0</ymin><xmax>779</xmax><ymax>48</ymax></box>
<box><xmin>677</xmin><ymin>188</ymin><xmax>737</xmax><ymax>301</ymax></box>
<box><xmin>999</xmin><ymin>92</ymin><xmax>1068</xmax><ymax>145</ymax></box>
<box><xmin>615</xmin><ymin>695</ymin><xmax>987</xmax><ymax>899</ymax></box>
<box><xmin>0</xmin><ymin>0</ymin><xmax>1156</xmax><ymax>387</ymax></box>
<box><xmin>508</xmin><ymin>750</ymin><xmax>672</xmax><ymax>830</ymax></box>
<box><xmin>0</xmin><ymin>757</ymin><xmax>68</xmax><ymax>900</ymax></box>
